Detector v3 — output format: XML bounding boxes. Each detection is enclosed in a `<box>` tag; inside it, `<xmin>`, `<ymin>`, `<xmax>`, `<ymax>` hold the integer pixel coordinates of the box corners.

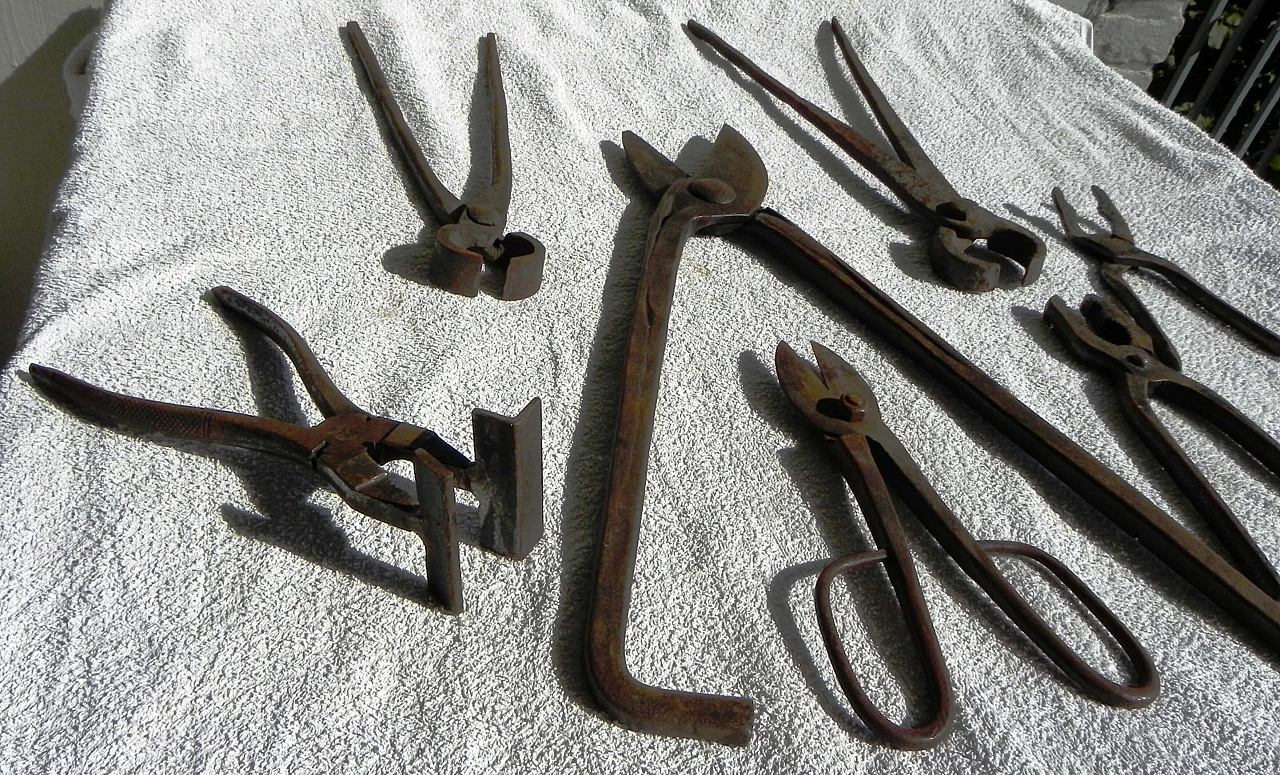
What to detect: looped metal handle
<box><xmin>814</xmin><ymin>550</ymin><xmax>954</xmax><ymax>750</ymax></box>
<box><xmin>974</xmin><ymin>540</ymin><xmax>1159</xmax><ymax>708</ymax></box>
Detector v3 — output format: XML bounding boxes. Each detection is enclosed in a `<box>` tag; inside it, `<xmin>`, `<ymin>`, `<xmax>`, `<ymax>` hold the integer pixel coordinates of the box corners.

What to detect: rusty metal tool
<box><xmin>1047</xmin><ymin>292</ymin><xmax>1280</xmax><ymax>600</ymax></box>
<box><xmin>29</xmin><ymin>286</ymin><xmax>543</xmax><ymax>613</ymax></box>
<box><xmin>345</xmin><ymin>21</ymin><xmax>545</xmax><ymax>300</ymax></box>
<box><xmin>586</xmin><ymin>126</ymin><xmax>765</xmax><ymax>747</ymax></box>
<box><xmin>1053</xmin><ymin>186</ymin><xmax>1280</xmax><ymax>369</ymax></box>
<box><xmin>687</xmin><ymin>18</ymin><xmax>1045</xmax><ymax>293</ymax></box>
<box><xmin>776</xmin><ymin>340</ymin><xmax>1157</xmax><ymax>749</ymax></box>
<box><xmin>609</xmin><ymin>124</ymin><xmax>1280</xmax><ymax>721</ymax></box>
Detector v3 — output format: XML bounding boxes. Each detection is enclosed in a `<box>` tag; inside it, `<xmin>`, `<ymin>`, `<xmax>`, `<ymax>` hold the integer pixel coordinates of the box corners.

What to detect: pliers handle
<box><xmin>1047</xmin><ymin>293</ymin><xmax>1280</xmax><ymax>599</ymax></box>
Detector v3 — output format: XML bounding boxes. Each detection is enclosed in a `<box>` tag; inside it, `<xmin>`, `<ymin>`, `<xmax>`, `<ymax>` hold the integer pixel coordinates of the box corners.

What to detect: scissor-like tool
<box><xmin>775</xmin><ymin>340</ymin><xmax>1156</xmax><ymax>749</ymax></box>
<box><xmin>1053</xmin><ymin>185</ymin><xmax>1280</xmax><ymax>369</ymax></box>
<box><xmin>1047</xmin><ymin>292</ymin><xmax>1280</xmax><ymax>600</ymax></box>
<box><xmin>346</xmin><ymin>21</ymin><xmax>545</xmax><ymax>300</ymax></box>
<box><xmin>29</xmin><ymin>287</ymin><xmax>543</xmax><ymax>613</ymax></box>
<box><xmin>688</xmin><ymin>18</ymin><xmax>1044</xmax><ymax>293</ymax></box>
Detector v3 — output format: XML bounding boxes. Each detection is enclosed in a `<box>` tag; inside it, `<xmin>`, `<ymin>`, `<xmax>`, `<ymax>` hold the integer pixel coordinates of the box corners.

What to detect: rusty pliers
<box><xmin>688</xmin><ymin>18</ymin><xmax>1045</xmax><ymax>293</ymax></box>
<box><xmin>29</xmin><ymin>287</ymin><xmax>543</xmax><ymax>613</ymax></box>
<box><xmin>346</xmin><ymin>21</ymin><xmax>545</xmax><ymax>300</ymax></box>
<box><xmin>775</xmin><ymin>340</ymin><xmax>1157</xmax><ymax>749</ymax></box>
<box><xmin>1053</xmin><ymin>185</ymin><xmax>1280</xmax><ymax>369</ymax></box>
<box><xmin>1047</xmin><ymin>292</ymin><xmax>1280</xmax><ymax>600</ymax></box>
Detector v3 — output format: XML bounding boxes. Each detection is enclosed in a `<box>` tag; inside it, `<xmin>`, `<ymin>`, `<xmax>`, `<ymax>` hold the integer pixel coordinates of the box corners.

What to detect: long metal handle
<box><xmin>585</xmin><ymin>197</ymin><xmax>754</xmax><ymax>746</ymax></box>
<box><xmin>1123</xmin><ymin>374</ymin><xmax>1280</xmax><ymax>599</ymax></box>
<box><xmin>817</xmin><ymin>433</ymin><xmax>953</xmax><ymax>750</ymax></box>
<box><xmin>346</xmin><ymin>20</ymin><xmax>464</xmax><ymax>224</ymax></box>
<box><xmin>873</xmin><ymin>434</ymin><xmax>1159</xmax><ymax>708</ymax></box>
<box><xmin>738</xmin><ymin>208</ymin><xmax>1280</xmax><ymax>649</ymax></box>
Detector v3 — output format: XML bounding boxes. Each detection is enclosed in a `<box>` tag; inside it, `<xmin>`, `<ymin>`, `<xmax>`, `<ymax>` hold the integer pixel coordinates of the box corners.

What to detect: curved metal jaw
<box><xmin>1044</xmin><ymin>293</ymin><xmax>1167</xmax><ymax>379</ymax></box>
<box><xmin>931</xmin><ymin>200</ymin><xmax>1046</xmax><ymax>292</ymax></box>
<box><xmin>585</xmin><ymin>125</ymin><xmax>766</xmax><ymax>747</ymax></box>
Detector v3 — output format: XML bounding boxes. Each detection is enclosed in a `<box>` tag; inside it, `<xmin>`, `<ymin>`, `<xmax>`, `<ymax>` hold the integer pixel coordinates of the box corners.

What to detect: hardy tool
<box><xmin>346</xmin><ymin>21</ymin><xmax>545</xmax><ymax>300</ymax></box>
<box><xmin>30</xmin><ymin>287</ymin><xmax>543</xmax><ymax>613</ymax></box>
<box><xmin>687</xmin><ymin>18</ymin><xmax>1044</xmax><ymax>293</ymax></box>
<box><xmin>776</xmin><ymin>341</ymin><xmax>1157</xmax><ymax>749</ymax></box>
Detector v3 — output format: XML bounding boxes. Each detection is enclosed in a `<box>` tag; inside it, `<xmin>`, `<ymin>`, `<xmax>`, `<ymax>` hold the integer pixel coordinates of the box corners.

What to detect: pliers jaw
<box><xmin>1051</xmin><ymin>186</ymin><xmax>1144</xmax><ymax>263</ymax></box>
<box><xmin>1044</xmin><ymin>293</ymin><xmax>1165</xmax><ymax>378</ymax></box>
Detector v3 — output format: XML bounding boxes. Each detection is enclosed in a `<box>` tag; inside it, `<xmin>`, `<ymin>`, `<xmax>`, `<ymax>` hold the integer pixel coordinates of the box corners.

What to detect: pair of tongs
<box><xmin>1053</xmin><ymin>186</ymin><xmax>1280</xmax><ymax>369</ymax></box>
<box><xmin>1047</xmin><ymin>292</ymin><xmax>1280</xmax><ymax>599</ymax></box>
<box><xmin>689</xmin><ymin>18</ymin><xmax>1044</xmax><ymax>292</ymax></box>
<box><xmin>29</xmin><ymin>287</ymin><xmax>543</xmax><ymax>613</ymax></box>
<box><xmin>346</xmin><ymin>21</ymin><xmax>545</xmax><ymax>300</ymax></box>
<box><xmin>775</xmin><ymin>341</ymin><xmax>1156</xmax><ymax>748</ymax></box>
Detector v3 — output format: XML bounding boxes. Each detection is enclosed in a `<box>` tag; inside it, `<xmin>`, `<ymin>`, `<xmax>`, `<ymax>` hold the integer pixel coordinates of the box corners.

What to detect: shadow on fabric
<box><xmin>0</xmin><ymin>8</ymin><xmax>102</xmax><ymax>367</ymax></box>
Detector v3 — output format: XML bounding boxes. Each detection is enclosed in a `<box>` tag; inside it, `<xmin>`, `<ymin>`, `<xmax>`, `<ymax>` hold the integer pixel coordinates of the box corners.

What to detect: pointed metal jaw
<box><xmin>774</xmin><ymin>341</ymin><xmax>878</xmax><ymax>436</ymax></box>
<box><xmin>622</xmin><ymin>125</ymin><xmax>769</xmax><ymax>217</ymax></box>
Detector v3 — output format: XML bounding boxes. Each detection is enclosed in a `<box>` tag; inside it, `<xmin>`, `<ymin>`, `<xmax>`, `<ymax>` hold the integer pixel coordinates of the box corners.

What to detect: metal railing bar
<box><xmin>1252</xmin><ymin>124</ymin><xmax>1280</xmax><ymax>174</ymax></box>
<box><xmin>1236</xmin><ymin>70</ymin><xmax>1280</xmax><ymax>154</ymax></box>
<box><xmin>1162</xmin><ymin>0</ymin><xmax>1234</xmax><ymax>107</ymax></box>
<box><xmin>1214</xmin><ymin>23</ymin><xmax>1280</xmax><ymax>140</ymax></box>
<box><xmin>1188</xmin><ymin>0</ymin><xmax>1269</xmax><ymax>120</ymax></box>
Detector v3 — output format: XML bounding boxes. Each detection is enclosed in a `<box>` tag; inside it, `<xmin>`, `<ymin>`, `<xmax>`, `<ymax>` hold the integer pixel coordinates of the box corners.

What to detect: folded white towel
<box><xmin>3</xmin><ymin>0</ymin><xmax>1279</xmax><ymax>771</ymax></box>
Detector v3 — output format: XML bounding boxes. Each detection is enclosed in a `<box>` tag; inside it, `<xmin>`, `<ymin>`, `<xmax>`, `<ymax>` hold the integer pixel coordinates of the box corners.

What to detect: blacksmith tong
<box><xmin>688</xmin><ymin>18</ymin><xmax>1045</xmax><ymax>293</ymax></box>
<box><xmin>346</xmin><ymin>21</ymin><xmax>545</xmax><ymax>300</ymax></box>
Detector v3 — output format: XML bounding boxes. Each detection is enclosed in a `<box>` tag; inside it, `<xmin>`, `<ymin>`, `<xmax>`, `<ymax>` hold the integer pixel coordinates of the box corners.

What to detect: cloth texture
<box><xmin>3</xmin><ymin>0</ymin><xmax>1279</xmax><ymax>772</ymax></box>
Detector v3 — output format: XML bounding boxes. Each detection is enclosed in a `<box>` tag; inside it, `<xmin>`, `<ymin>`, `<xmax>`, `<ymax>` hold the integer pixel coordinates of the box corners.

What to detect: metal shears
<box><xmin>1053</xmin><ymin>185</ymin><xmax>1280</xmax><ymax>369</ymax></box>
<box><xmin>1047</xmin><ymin>292</ymin><xmax>1280</xmax><ymax>600</ymax></box>
<box><xmin>346</xmin><ymin>21</ymin><xmax>545</xmax><ymax>300</ymax></box>
<box><xmin>29</xmin><ymin>286</ymin><xmax>543</xmax><ymax>613</ymax></box>
<box><xmin>775</xmin><ymin>340</ymin><xmax>1157</xmax><ymax>749</ymax></box>
<box><xmin>688</xmin><ymin>18</ymin><xmax>1045</xmax><ymax>293</ymax></box>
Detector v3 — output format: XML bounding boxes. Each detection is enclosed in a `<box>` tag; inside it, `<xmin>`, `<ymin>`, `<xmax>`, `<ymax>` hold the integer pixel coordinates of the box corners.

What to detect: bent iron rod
<box><xmin>740</xmin><ymin>209</ymin><xmax>1280</xmax><ymax>645</ymax></box>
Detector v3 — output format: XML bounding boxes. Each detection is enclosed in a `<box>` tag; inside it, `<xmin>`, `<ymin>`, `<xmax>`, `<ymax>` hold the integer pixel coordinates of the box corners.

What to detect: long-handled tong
<box><xmin>1053</xmin><ymin>185</ymin><xmax>1280</xmax><ymax>369</ymax></box>
<box><xmin>346</xmin><ymin>21</ymin><xmax>545</xmax><ymax>299</ymax></box>
<box><xmin>29</xmin><ymin>287</ymin><xmax>543</xmax><ymax>613</ymax></box>
<box><xmin>1047</xmin><ymin>292</ymin><xmax>1280</xmax><ymax>599</ymax></box>
<box><xmin>776</xmin><ymin>340</ymin><xmax>1157</xmax><ymax>749</ymax></box>
<box><xmin>688</xmin><ymin>18</ymin><xmax>1045</xmax><ymax>293</ymax></box>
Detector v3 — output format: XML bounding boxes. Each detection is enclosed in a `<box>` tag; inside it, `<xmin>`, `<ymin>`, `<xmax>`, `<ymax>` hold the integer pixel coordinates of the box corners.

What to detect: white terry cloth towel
<box><xmin>3</xmin><ymin>0</ymin><xmax>1280</xmax><ymax>771</ymax></box>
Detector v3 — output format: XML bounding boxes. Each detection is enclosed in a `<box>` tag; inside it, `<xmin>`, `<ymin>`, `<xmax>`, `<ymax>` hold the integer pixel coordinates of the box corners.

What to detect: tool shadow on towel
<box><xmin>213</xmin><ymin>309</ymin><xmax>489</xmax><ymax>607</ymax></box>
<box><xmin>737</xmin><ymin>349</ymin><xmax>1145</xmax><ymax>739</ymax></box>
<box><xmin>550</xmin><ymin>140</ymin><xmax>661</xmax><ymax>717</ymax></box>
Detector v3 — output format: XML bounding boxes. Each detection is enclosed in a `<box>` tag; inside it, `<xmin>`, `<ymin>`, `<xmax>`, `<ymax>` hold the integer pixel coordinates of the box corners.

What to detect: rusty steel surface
<box><xmin>345</xmin><ymin>21</ymin><xmax>545</xmax><ymax>300</ymax></box>
<box><xmin>687</xmin><ymin>18</ymin><xmax>1045</xmax><ymax>293</ymax></box>
<box><xmin>1053</xmin><ymin>185</ymin><xmax>1280</xmax><ymax>370</ymax></box>
<box><xmin>1047</xmin><ymin>292</ymin><xmax>1280</xmax><ymax>600</ymax></box>
<box><xmin>776</xmin><ymin>341</ymin><xmax>1158</xmax><ymax>749</ymax></box>
<box><xmin>585</xmin><ymin>127</ymin><xmax>765</xmax><ymax>747</ymax></box>
<box><xmin>600</xmin><ymin>124</ymin><xmax>1280</xmax><ymax>747</ymax></box>
<box><xmin>29</xmin><ymin>286</ymin><xmax>543</xmax><ymax>614</ymax></box>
